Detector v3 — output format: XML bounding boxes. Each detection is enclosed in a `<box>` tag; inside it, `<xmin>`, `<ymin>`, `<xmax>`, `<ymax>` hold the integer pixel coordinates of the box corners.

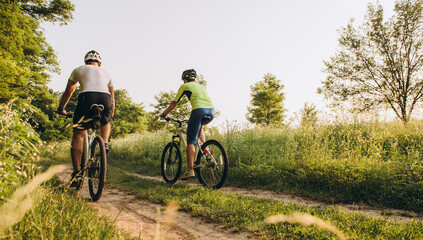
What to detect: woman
<box><xmin>160</xmin><ymin>69</ymin><xmax>215</xmax><ymax>180</ymax></box>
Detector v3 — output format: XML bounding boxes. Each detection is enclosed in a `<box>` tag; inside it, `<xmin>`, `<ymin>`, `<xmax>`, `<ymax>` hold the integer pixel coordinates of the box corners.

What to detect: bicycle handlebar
<box><xmin>57</xmin><ymin>110</ymin><xmax>73</xmax><ymax>118</ymax></box>
<box><xmin>162</xmin><ymin>116</ymin><xmax>188</xmax><ymax>126</ymax></box>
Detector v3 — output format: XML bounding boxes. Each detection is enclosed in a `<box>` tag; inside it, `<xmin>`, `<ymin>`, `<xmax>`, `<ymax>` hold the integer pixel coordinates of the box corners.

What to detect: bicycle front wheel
<box><xmin>88</xmin><ymin>136</ymin><xmax>107</xmax><ymax>201</ymax></box>
<box><xmin>195</xmin><ymin>139</ymin><xmax>228</xmax><ymax>189</ymax></box>
<box><xmin>161</xmin><ymin>141</ymin><xmax>182</xmax><ymax>184</ymax></box>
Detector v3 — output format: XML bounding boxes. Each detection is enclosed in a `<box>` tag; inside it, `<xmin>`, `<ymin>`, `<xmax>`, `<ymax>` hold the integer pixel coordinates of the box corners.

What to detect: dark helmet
<box><xmin>84</xmin><ymin>50</ymin><xmax>102</xmax><ymax>63</ymax></box>
<box><xmin>182</xmin><ymin>69</ymin><xmax>197</xmax><ymax>81</ymax></box>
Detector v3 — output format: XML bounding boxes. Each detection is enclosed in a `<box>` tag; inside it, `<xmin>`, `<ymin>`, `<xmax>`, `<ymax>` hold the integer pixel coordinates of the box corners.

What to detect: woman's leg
<box><xmin>198</xmin><ymin>125</ymin><xmax>206</xmax><ymax>144</ymax></box>
<box><xmin>186</xmin><ymin>144</ymin><xmax>195</xmax><ymax>171</ymax></box>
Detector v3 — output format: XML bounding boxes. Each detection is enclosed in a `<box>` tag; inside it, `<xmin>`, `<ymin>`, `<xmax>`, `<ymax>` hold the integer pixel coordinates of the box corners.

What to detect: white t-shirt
<box><xmin>69</xmin><ymin>65</ymin><xmax>113</xmax><ymax>94</ymax></box>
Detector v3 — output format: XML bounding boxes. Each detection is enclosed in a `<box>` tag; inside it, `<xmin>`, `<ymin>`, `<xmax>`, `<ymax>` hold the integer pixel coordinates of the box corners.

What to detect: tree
<box><xmin>246</xmin><ymin>73</ymin><xmax>286</xmax><ymax>126</ymax></box>
<box><xmin>0</xmin><ymin>0</ymin><xmax>74</xmax><ymax>139</ymax></box>
<box><xmin>0</xmin><ymin>0</ymin><xmax>74</xmax><ymax>103</ymax></box>
<box><xmin>112</xmin><ymin>89</ymin><xmax>148</xmax><ymax>138</ymax></box>
<box><xmin>319</xmin><ymin>0</ymin><xmax>423</xmax><ymax>123</ymax></box>
<box><xmin>299</xmin><ymin>102</ymin><xmax>319</xmax><ymax>127</ymax></box>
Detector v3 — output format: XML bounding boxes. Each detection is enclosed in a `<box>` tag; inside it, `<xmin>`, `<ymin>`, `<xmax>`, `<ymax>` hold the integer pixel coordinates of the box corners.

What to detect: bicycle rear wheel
<box><xmin>88</xmin><ymin>136</ymin><xmax>107</xmax><ymax>201</ymax></box>
<box><xmin>195</xmin><ymin>139</ymin><xmax>228</xmax><ymax>189</ymax></box>
<box><xmin>161</xmin><ymin>141</ymin><xmax>182</xmax><ymax>184</ymax></box>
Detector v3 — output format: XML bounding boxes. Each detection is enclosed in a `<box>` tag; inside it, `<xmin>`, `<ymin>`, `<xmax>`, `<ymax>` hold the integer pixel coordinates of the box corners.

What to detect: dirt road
<box><xmin>57</xmin><ymin>166</ymin><xmax>422</xmax><ymax>239</ymax></box>
<box><xmin>58</xmin><ymin>167</ymin><xmax>250</xmax><ymax>240</ymax></box>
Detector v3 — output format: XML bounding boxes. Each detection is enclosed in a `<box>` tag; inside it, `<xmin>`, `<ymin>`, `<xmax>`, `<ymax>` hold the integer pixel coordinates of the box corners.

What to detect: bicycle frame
<box><xmin>82</xmin><ymin>129</ymin><xmax>96</xmax><ymax>162</ymax></box>
<box><xmin>172</xmin><ymin>125</ymin><xmax>203</xmax><ymax>157</ymax></box>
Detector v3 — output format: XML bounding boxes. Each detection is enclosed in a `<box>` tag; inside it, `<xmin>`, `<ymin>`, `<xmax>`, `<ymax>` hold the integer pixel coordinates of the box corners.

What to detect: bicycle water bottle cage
<box><xmin>90</xmin><ymin>104</ymin><xmax>104</xmax><ymax>119</ymax></box>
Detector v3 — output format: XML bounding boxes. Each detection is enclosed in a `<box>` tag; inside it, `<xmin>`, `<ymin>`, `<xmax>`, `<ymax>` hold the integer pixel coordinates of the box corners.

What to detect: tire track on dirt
<box><xmin>57</xmin><ymin>166</ymin><xmax>250</xmax><ymax>240</ymax></box>
<box><xmin>126</xmin><ymin>172</ymin><xmax>423</xmax><ymax>223</ymax></box>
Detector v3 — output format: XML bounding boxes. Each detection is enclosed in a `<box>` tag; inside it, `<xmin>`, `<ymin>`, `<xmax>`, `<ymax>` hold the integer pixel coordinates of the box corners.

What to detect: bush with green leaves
<box><xmin>0</xmin><ymin>101</ymin><xmax>41</xmax><ymax>202</ymax></box>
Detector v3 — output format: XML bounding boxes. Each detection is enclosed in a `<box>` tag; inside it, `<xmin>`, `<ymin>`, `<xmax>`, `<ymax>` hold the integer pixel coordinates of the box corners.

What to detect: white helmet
<box><xmin>84</xmin><ymin>50</ymin><xmax>102</xmax><ymax>63</ymax></box>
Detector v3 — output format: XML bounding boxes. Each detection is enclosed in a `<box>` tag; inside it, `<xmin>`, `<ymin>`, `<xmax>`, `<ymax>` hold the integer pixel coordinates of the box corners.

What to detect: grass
<box><xmin>107</xmin><ymin>120</ymin><xmax>423</xmax><ymax>212</ymax></box>
<box><xmin>1</xmin><ymin>172</ymin><xmax>133</xmax><ymax>240</ymax></box>
<box><xmin>1</xmin><ymin>141</ymin><xmax>133</xmax><ymax>240</ymax></box>
<box><xmin>10</xmin><ymin>118</ymin><xmax>420</xmax><ymax>239</ymax></box>
<box><xmin>105</xmin><ymin>166</ymin><xmax>423</xmax><ymax>240</ymax></box>
<box><xmin>3</xmin><ymin>183</ymin><xmax>132</xmax><ymax>239</ymax></box>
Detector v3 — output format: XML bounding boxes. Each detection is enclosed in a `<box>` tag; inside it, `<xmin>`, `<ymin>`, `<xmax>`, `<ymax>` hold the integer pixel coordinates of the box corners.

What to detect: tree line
<box><xmin>2</xmin><ymin>0</ymin><xmax>423</xmax><ymax>142</ymax></box>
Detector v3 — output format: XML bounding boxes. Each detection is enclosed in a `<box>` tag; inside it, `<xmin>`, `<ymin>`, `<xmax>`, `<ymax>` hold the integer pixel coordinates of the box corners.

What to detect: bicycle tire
<box><xmin>194</xmin><ymin>139</ymin><xmax>228</xmax><ymax>189</ymax></box>
<box><xmin>88</xmin><ymin>136</ymin><xmax>107</xmax><ymax>201</ymax></box>
<box><xmin>161</xmin><ymin>141</ymin><xmax>182</xmax><ymax>184</ymax></box>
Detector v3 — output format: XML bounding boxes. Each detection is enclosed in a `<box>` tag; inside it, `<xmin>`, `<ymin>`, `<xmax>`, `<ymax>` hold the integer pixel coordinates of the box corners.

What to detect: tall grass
<box><xmin>0</xmin><ymin>165</ymin><xmax>66</xmax><ymax>234</ymax></box>
<box><xmin>2</xmin><ymin>179</ymin><xmax>132</xmax><ymax>239</ymax></box>
<box><xmin>108</xmin><ymin>130</ymin><xmax>169</xmax><ymax>175</ymax></box>
<box><xmin>109</xmin><ymin>119</ymin><xmax>423</xmax><ymax>212</ymax></box>
<box><xmin>1</xmin><ymin>100</ymin><xmax>131</xmax><ymax>239</ymax></box>
<box><xmin>0</xmin><ymin>100</ymin><xmax>42</xmax><ymax>201</ymax></box>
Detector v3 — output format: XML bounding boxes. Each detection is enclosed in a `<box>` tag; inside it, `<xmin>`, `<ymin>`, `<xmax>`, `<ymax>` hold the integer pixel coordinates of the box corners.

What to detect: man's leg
<box><xmin>71</xmin><ymin>129</ymin><xmax>86</xmax><ymax>172</ymax></box>
<box><xmin>100</xmin><ymin>122</ymin><xmax>111</xmax><ymax>143</ymax></box>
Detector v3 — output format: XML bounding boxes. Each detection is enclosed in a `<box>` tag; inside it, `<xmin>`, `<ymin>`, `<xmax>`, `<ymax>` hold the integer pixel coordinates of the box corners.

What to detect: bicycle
<box><xmin>161</xmin><ymin>117</ymin><xmax>228</xmax><ymax>189</ymax></box>
<box><xmin>63</xmin><ymin>104</ymin><xmax>107</xmax><ymax>201</ymax></box>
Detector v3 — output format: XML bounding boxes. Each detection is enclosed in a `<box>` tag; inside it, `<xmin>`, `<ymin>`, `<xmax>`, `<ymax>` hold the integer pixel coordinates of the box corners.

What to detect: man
<box><xmin>57</xmin><ymin>50</ymin><xmax>114</xmax><ymax>187</ymax></box>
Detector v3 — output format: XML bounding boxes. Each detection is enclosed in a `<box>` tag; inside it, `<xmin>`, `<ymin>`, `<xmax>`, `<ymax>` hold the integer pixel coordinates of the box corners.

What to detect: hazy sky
<box><xmin>43</xmin><ymin>0</ymin><xmax>396</xmax><ymax>127</ymax></box>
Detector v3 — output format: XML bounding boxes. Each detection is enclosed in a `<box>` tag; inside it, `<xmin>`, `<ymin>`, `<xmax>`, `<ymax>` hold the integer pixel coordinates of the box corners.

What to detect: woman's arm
<box><xmin>161</xmin><ymin>101</ymin><xmax>178</xmax><ymax>118</ymax></box>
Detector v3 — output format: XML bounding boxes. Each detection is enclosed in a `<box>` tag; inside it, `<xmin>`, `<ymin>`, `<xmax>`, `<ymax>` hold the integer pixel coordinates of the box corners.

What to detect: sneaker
<box><xmin>69</xmin><ymin>170</ymin><xmax>82</xmax><ymax>188</ymax></box>
<box><xmin>69</xmin><ymin>180</ymin><xmax>81</xmax><ymax>189</ymax></box>
<box><xmin>105</xmin><ymin>142</ymin><xmax>110</xmax><ymax>154</ymax></box>
<box><xmin>180</xmin><ymin>169</ymin><xmax>195</xmax><ymax>180</ymax></box>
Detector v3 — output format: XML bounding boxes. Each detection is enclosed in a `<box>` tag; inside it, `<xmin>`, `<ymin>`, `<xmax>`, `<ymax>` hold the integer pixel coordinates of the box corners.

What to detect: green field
<box><xmin>108</xmin><ymin>120</ymin><xmax>423</xmax><ymax>212</ymax></box>
<box><xmin>3</xmin><ymin>119</ymin><xmax>423</xmax><ymax>239</ymax></box>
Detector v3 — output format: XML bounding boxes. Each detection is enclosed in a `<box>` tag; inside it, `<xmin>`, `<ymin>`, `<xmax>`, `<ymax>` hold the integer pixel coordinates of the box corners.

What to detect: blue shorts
<box><xmin>187</xmin><ymin>108</ymin><xmax>215</xmax><ymax>145</ymax></box>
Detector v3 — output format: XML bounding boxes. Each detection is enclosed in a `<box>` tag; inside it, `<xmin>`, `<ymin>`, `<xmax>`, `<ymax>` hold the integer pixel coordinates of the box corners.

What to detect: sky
<box><xmin>42</xmin><ymin>0</ymin><xmax>396</xmax><ymax>127</ymax></box>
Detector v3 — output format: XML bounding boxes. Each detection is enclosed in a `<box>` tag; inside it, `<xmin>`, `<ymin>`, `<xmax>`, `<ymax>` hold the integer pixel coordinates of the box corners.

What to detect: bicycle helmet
<box><xmin>84</xmin><ymin>50</ymin><xmax>102</xmax><ymax>63</ymax></box>
<box><xmin>182</xmin><ymin>69</ymin><xmax>197</xmax><ymax>81</ymax></box>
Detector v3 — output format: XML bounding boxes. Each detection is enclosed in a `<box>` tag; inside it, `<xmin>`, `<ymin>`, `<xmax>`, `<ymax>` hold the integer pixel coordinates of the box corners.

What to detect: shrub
<box><xmin>0</xmin><ymin>100</ymin><xmax>42</xmax><ymax>202</ymax></box>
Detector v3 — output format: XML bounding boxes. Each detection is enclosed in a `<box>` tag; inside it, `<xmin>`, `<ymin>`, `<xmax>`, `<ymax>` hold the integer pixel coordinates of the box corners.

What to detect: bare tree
<box><xmin>319</xmin><ymin>0</ymin><xmax>423</xmax><ymax>123</ymax></box>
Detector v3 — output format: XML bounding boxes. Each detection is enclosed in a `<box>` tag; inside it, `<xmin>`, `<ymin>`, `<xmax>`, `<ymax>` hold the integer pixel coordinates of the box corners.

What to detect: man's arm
<box><xmin>108</xmin><ymin>86</ymin><xmax>115</xmax><ymax>117</ymax></box>
<box><xmin>57</xmin><ymin>79</ymin><xmax>77</xmax><ymax>115</ymax></box>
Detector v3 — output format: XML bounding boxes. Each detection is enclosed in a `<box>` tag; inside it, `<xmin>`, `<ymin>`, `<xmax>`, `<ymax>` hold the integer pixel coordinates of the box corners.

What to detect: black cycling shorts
<box><xmin>73</xmin><ymin>92</ymin><xmax>113</xmax><ymax>129</ymax></box>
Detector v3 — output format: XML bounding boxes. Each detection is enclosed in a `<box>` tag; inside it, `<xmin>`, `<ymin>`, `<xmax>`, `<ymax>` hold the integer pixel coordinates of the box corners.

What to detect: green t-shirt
<box><xmin>174</xmin><ymin>82</ymin><xmax>214</xmax><ymax>110</ymax></box>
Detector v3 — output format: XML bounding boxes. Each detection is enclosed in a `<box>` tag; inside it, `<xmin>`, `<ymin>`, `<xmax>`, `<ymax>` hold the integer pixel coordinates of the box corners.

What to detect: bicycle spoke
<box><xmin>87</xmin><ymin>177</ymin><xmax>99</xmax><ymax>182</ymax></box>
<box><xmin>161</xmin><ymin>142</ymin><xmax>182</xmax><ymax>184</ymax></box>
<box><xmin>88</xmin><ymin>136</ymin><xmax>106</xmax><ymax>201</ymax></box>
<box><xmin>195</xmin><ymin>140</ymin><xmax>228</xmax><ymax>189</ymax></box>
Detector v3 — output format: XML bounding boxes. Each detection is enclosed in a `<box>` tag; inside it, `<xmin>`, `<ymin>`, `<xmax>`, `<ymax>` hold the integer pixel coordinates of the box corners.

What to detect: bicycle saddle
<box><xmin>90</xmin><ymin>104</ymin><xmax>104</xmax><ymax>118</ymax></box>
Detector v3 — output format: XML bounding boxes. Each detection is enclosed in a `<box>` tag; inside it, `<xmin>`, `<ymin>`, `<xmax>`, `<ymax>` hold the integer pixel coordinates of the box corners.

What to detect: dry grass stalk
<box><xmin>153</xmin><ymin>201</ymin><xmax>179</xmax><ymax>240</ymax></box>
<box><xmin>265</xmin><ymin>212</ymin><xmax>347</xmax><ymax>240</ymax></box>
<box><xmin>0</xmin><ymin>164</ymin><xmax>67</xmax><ymax>235</ymax></box>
